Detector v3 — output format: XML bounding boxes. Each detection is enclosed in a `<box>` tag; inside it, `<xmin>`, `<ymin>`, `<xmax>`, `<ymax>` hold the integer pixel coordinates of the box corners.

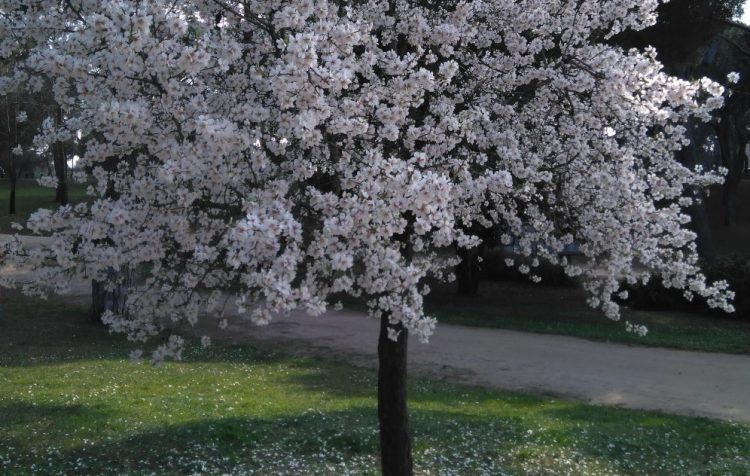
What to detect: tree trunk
<box><xmin>689</xmin><ymin>192</ymin><xmax>716</xmax><ymax>263</ymax></box>
<box><xmin>53</xmin><ymin>105</ymin><xmax>68</xmax><ymax>205</ymax></box>
<box><xmin>90</xmin><ymin>279</ymin><xmax>106</xmax><ymax>322</ymax></box>
<box><xmin>90</xmin><ymin>269</ymin><xmax>131</xmax><ymax>323</ymax></box>
<box><xmin>377</xmin><ymin>315</ymin><xmax>413</xmax><ymax>476</ymax></box>
<box><xmin>8</xmin><ymin>143</ymin><xmax>16</xmax><ymax>215</ymax></box>
<box><xmin>456</xmin><ymin>246</ymin><xmax>480</xmax><ymax>296</ymax></box>
<box><xmin>718</xmin><ymin>113</ymin><xmax>741</xmax><ymax>226</ymax></box>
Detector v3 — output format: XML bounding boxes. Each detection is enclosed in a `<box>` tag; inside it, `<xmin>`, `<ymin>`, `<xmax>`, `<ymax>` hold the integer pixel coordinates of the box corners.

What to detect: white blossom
<box><xmin>625</xmin><ymin>321</ymin><xmax>648</xmax><ymax>337</ymax></box>
<box><xmin>37</xmin><ymin>176</ymin><xmax>59</xmax><ymax>188</ymax></box>
<box><xmin>0</xmin><ymin>0</ymin><xmax>732</xmax><ymax>355</ymax></box>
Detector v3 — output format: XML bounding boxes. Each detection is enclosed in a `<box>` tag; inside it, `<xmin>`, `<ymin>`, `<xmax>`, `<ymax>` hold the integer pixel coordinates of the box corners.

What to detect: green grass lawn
<box><xmin>1</xmin><ymin>291</ymin><xmax>749</xmax><ymax>475</ymax></box>
<box><xmin>426</xmin><ymin>280</ymin><xmax>750</xmax><ymax>354</ymax></box>
<box><xmin>0</xmin><ymin>179</ymin><xmax>88</xmax><ymax>234</ymax></box>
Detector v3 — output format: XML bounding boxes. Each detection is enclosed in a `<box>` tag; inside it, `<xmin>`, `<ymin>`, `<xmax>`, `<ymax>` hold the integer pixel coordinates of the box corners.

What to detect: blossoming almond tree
<box><xmin>0</xmin><ymin>1</ymin><xmax>735</xmax><ymax>474</ymax></box>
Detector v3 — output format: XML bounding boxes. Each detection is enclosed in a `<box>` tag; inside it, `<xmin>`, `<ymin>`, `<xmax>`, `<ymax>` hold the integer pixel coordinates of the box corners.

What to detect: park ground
<box><xmin>2</xmin><ymin>290</ymin><xmax>750</xmax><ymax>475</ymax></box>
<box><xmin>3</xmin><ymin>181</ymin><xmax>750</xmax><ymax>354</ymax></box>
<box><xmin>0</xmin><ymin>180</ymin><xmax>88</xmax><ymax>234</ymax></box>
<box><xmin>3</xmin><ymin>180</ymin><xmax>750</xmax><ymax>474</ymax></box>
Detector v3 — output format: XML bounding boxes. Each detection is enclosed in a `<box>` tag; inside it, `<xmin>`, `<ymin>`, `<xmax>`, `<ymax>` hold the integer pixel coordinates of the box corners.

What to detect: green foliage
<box><xmin>1</xmin><ymin>291</ymin><xmax>750</xmax><ymax>474</ymax></box>
<box><xmin>615</xmin><ymin>0</ymin><xmax>744</xmax><ymax>66</ymax></box>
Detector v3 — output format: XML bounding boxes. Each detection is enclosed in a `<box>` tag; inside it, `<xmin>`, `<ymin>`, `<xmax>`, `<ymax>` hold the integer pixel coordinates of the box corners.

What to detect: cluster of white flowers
<box><xmin>625</xmin><ymin>321</ymin><xmax>648</xmax><ymax>337</ymax></box>
<box><xmin>0</xmin><ymin>0</ymin><xmax>734</xmax><ymax>362</ymax></box>
<box><xmin>36</xmin><ymin>175</ymin><xmax>59</xmax><ymax>188</ymax></box>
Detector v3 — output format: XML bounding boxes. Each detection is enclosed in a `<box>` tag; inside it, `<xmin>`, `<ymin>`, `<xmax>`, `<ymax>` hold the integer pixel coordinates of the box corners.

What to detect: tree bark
<box><xmin>456</xmin><ymin>246</ymin><xmax>480</xmax><ymax>296</ymax></box>
<box><xmin>53</xmin><ymin>105</ymin><xmax>68</xmax><ymax>205</ymax></box>
<box><xmin>90</xmin><ymin>279</ymin><xmax>106</xmax><ymax>322</ymax></box>
<box><xmin>718</xmin><ymin>113</ymin><xmax>741</xmax><ymax>226</ymax></box>
<box><xmin>8</xmin><ymin>142</ymin><xmax>16</xmax><ymax>215</ymax></box>
<box><xmin>377</xmin><ymin>315</ymin><xmax>413</xmax><ymax>476</ymax></box>
<box><xmin>90</xmin><ymin>269</ymin><xmax>131</xmax><ymax>323</ymax></box>
<box><xmin>689</xmin><ymin>191</ymin><xmax>717</xmax><ymax>263</ymax></box>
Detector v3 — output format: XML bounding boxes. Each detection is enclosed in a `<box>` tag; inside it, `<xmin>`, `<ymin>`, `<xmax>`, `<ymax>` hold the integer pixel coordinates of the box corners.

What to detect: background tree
<box><xmin>52</xmin><ymin>104</ymin><xmax>68</xmax><ymax>205</ymax></box>
<box><xmin>615</xmin><ymin>0</ymin><xmax>744</xmax><ymax>69</ymax></box>
<box><xmin>0</xmin><ymin>87</ymin><xmax>44</xmax><ymax>215</ymax></box>
<box><xmin>0</xmin><ymin>63</ymin><xmax>71</xmax><ymax>214</ymax></box>
<box><xmin>0</xmin><ymin>2</ymin><xmax>736</xmax><ymax>475</ymax></box>
<box><xmin>694</xmin><ymin>23</ymin><xmax>750</xmax><ymax>226</ymax></box>
<box><xmin>456</xmin><ymin>0</ymin><xmax>748</xmax><ymax>292</ymax></box>
<box><xmin>1</xmin><ymin>92</ymin><xmax>19</xmax><ymax>215</ymax></box>
<box><xmin>617</xmin><ymin>0</ymin><xmax>749</xmax><ymax>260</ymax></box>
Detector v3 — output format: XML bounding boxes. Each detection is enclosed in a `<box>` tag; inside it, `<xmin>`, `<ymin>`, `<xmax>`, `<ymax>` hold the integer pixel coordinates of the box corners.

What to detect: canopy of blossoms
<box><xmin>0</xmin><ymin>0</ymin><xmax>734</xmax><ymax>361</ymax></box>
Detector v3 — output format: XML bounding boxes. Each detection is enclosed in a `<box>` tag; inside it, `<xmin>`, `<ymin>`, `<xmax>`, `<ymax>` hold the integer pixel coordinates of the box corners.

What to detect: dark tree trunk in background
<box><xmin>677</xmin><ymin>118</ymin><xmax>719</xmax><ymax>261</ymax></box>
<box><xmin>689</xmin><ymin>192</ymin><xmax>717</xmax><ymax>262</ymax></box>
<box><xmin>90</xmin><ymin>269</ymin><xmax>131</xmax><ymax>323</ymax></box>
<box><xmin>718</xmin><ymin>113</ymin><xmax>742</xmax><ymax>226</ymax></box>
<box><xmin>53</xmin><ymin>106</ymin><xmax>68</xmax><ymax>205</ymax></box>
<box><xmin>90</xmin><ymin>149</ymin><xmax>125</xmax><ymax>324</ymax></box>
<box><xmin>456</xmin><ymin>246</ymin><xmax>481</xmax><ymax>296</ymax></box>
<box><xmin>90</xmin><ymin>279</ymin><xmax>106</xmax><ymax>323</ymax></box>
<box><xmin>377</xmin><ymin>315</ymin><xmax>413</xmax><ymax>476</ymax></box>
<box><xmin>4</xmin><ymin>94</ymin><xmax>18</xmax><ymax>215</ymax></box>
<box><xmin>8</xmin><ymin>143</ymin><xmax>16</xmax><ymax>215</ymax></box>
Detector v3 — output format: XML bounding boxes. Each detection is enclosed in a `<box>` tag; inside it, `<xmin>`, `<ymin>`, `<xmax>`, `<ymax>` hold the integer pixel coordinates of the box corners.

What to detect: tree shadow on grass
<box><xmin>1</xmin><ymin>404</ymin><xmax>382</xmax><ymax>475</ymax></box>
<box><xmin>272</xmin><ymin>363</ymin><xmax>750</xmax><ymax>469</ymax></box>
<box><xmin>0</xmin><ymin>400</ymin><xmax>119</xmax><ymax>460</ymax></box>
<box><xmin>0</xmin><ymin>400</ymin><xmax>112</xmax><ymax>429</ymax></box>
<box><xmin>4</xmin><ymin>397</ymin><xmax>747</xmax><ymax>475</ymax></box>
<box><xmin>3</xmin><ymin>291</ymin><xmax>749</xmax><ymax>473</ymax></box>
<box><xmin>0</xmin><ymin>289</ymin><xmax>122</xmax><ymax>363</ymax></box>
<box><xmin>0</xmin><ymin>403</ymin><xmax>555</xmax><ymax>475</ymax></box>
<box><xmin>531</xmin><ymin>403</ymin><xmax>750</xmax><ymax>473</ymax></box>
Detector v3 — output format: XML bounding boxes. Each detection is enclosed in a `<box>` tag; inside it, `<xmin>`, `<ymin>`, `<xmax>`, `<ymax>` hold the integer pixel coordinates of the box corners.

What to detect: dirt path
<box><xmin>209</xmin><ymin>308</ymin><xmax>750</xmax><ymax>423</ymax></box>
<box><xmin>4</xmin><ymin>234</ymin><xmax>750</xmax><ymax>423</ymax></box>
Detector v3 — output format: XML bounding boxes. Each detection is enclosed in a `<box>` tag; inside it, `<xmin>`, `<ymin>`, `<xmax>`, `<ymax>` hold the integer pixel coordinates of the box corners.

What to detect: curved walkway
<box><xmin>216</xmin><ymin>308</ymin><xmax>750</xmax><ymax>423</ymax></box>
<box><xmin>3</xmin><ymin>233</ymin><xmax>750</xmax><ymax>422</ymax></box>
